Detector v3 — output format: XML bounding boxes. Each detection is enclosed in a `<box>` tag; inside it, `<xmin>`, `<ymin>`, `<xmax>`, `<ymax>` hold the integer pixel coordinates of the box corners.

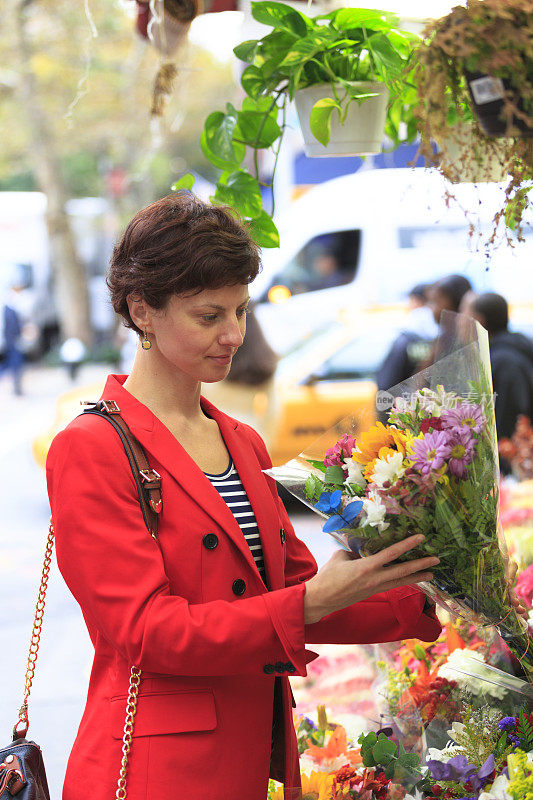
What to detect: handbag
<box><xmin>1</xmin><ymin>399</ymin><xmax>161</xmax><ymax>800</ymax></box>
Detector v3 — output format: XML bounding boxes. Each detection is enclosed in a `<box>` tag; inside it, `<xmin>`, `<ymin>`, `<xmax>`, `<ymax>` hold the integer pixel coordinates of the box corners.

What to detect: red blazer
<box><xmin>46</xmin><ymin>374</ymin><xmax>441</xmax><ymax>800</ymax></box>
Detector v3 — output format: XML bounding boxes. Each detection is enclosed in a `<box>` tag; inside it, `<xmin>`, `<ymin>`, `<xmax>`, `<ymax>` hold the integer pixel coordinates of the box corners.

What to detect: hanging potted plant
<box><xmin>174</xmin><ymin>2</ymin><xmax>420</xmax><ymax>247</ymax></box>
<box><xmin>412</xmin><ymin>0</ymin><xmax>533</xmax><ymax>243</ymax></box>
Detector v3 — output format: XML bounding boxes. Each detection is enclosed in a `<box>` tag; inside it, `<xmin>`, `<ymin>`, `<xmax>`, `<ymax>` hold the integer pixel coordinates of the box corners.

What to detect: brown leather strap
<box><xmin>81</xmin><ymin>400</ymin><xmax>161</xmax><ymax>540</ymax></box>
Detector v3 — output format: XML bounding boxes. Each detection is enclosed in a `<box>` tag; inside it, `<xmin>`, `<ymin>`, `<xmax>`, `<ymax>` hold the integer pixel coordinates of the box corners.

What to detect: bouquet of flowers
<box><xmin>267</xmin><ymin>312</ymin><xmax>533</xmax><ymax>679</ymax></box>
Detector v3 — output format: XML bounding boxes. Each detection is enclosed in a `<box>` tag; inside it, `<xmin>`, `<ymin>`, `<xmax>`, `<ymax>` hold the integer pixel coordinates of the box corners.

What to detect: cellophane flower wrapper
<box><xmin>265</xmin><ymin>311</ymin><xmax>533</xmax><ymax>679</ymax></box>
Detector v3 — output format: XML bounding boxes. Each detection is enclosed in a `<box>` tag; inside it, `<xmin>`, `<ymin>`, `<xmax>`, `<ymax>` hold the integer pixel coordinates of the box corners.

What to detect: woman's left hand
<box><xmin>507</xmin><ymin>559</ymin><xmax>529</xmax><ymax>622</ymax></box>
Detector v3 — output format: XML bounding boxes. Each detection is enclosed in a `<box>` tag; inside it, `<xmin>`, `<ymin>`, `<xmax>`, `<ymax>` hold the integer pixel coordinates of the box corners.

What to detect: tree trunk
<box><xmin>11</xmin><ymin>0</ymin><xmax>93</xmax><ymax>346</ymax></box>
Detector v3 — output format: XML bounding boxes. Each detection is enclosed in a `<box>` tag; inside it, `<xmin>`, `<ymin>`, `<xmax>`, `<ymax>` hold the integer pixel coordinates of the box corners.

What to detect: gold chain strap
<box><xmin>13</xmin><ymin>521</ymin><xmax>55</xmax><ymax>739</ymax></box>
<box><xmin>115</xmin><ymin>666</ymin><xmax>142</xmax><ymax>800</ymax></box>
<box><xmin>14</xmin><ymin>520</ymin><xmax>142</xmax><ymax>800</ymax></box>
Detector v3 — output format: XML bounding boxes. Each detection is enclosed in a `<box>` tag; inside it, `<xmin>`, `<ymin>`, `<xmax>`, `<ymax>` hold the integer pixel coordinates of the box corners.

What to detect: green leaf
<box><xmin>304</xmin><ymin>474</ymin><xmax>324</xmax><ymax>502</ymax></box>
<box><xmin>236</xmin><ymin>109</ymin><xmax>281</xmax><ymax>148</ymax></box>
<box><xmin>327</xmin><ymin>7</ymin><xmax>399</xmax><ymax>32</ymax></box>
<box><xmin>242</xmin><ymin>96</ymin><xmax>279</xmax><ymax>117</ymax></box>
<box><xmin>398</xmin><ymin>753</ymin><xmax>420</xmax><ymax>769</ymax></box>
<box><xmin>367</xmin><ymin>32</ymin><xmax>403</xmax><ymax>82</ymax></box>
<box><xmin>278</xmin><ymin>29</ymin><xmax>337</xmax><ymax>68</ymax></box>
<box><xmin>358</xmin><ymin>731</ymin><xmax>378</xmax><ymax>766</ymax></box>
<box><xmin>241</xmin><ymin>65</ymin><xmax>267</xmax><ymax>99</ymax></box>
<box><xmin>309</xmin><ymin>97</ymin><xmax>340</xmax><ymax>146</ymax></box>
<box><xmin>201</xmin><ymin>110</ymin><xmax>245</xmax><ymax>170</ymax></box>
<box><xmin>214</xmin><ymin>170</ymin><xmax>263</xmax><ymax>218</ymax></box>
<box><xmin>233</xmin><ymin>39</ymin><xmax>259</xmax><ymax>63</ymax></box>
<box><xmin>324</xmin><ymin>464</ymin><xmax>345</xmax><ymax>485</ymax></box>
<box><xmin>171</xmin><ymin>173</ymin><xmax>195</xmax><ymax>191</ymax></box>
<box><xmin>247</xmin><ymin>210</ymin><xmax>280</xmax><ymax>248</ymax></box>
<box><xmin>304</xmin><ymin>458</ymin><xmax>328</xmax><ymax>473</ymax></box>
<box><xmin>373</xmin><ymin>734</ymin><xmax>397</xmax><ymax>763</ymax></box>
<box><xmin>251</xmin><ymin>1</ymin><xmax>308</xmax><ymax>37</ymax></box>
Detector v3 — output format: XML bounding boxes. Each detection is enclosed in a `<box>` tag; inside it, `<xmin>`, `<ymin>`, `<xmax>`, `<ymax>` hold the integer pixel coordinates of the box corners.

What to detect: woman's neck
<box><xmin>123</xmin><ymin>345</ymin><xmax>204</xmax><ymax>423</ymax></box>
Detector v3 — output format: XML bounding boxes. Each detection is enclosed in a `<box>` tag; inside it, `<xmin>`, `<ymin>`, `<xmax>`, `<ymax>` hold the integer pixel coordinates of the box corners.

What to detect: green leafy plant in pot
<box><xmin>174</xmin><ymin>2</ymin><xmax>420</xmax><ymax>247</ymax></box>
<box><xmin>412</xmin><ymin>0</ymin><xmax>533</xmax><ymax>244</ymax></box>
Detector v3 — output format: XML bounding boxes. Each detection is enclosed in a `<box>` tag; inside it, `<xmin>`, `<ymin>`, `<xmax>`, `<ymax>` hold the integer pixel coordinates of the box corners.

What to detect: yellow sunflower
<box><xmin>301</xmin><ymin>771</ymin><xmax>335</xmax><ymax>800</ymax></box>
<box><xmin>353</xmin><ymin>422</ymin><xmax>409</xmax><ymax>466</ymax></box>
<box><xmin>269</xmin><ymin>772</ymin><xmax>333</xmax><ymax>800</ymax></box>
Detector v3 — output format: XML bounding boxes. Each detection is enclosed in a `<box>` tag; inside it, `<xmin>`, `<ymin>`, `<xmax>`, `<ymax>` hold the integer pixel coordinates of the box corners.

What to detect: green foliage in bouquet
<box><xmin>358</xmin><ymin>731</ymin><xmax>419</xmax><ymax>778</ymax></box>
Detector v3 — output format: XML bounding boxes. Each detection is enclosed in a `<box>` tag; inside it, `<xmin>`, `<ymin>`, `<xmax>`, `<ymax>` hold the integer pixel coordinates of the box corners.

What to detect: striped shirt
<box><xmin>204</xmin><ymin>459</ymin><xmax>267</xmax><ymax>585</ymax></box>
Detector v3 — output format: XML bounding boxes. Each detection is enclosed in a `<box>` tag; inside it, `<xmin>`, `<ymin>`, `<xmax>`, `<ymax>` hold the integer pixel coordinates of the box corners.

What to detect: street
<box><xmin>0</xmin><ymin>363</ymin><xmax>335</xmax><ymax>797</ymax></box>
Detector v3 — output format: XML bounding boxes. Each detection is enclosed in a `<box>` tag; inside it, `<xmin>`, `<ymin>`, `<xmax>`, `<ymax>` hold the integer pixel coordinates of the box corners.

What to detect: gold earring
<box><xmin>141</xmin><ymin>330</ymin><xmax>152</xmax><ymax>350</ymax></box>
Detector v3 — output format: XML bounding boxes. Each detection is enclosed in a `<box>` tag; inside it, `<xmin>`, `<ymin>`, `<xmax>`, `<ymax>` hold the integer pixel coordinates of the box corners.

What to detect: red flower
<box><xmin>420</xmin><ymin>417</ymin><xmax>443</xmax><ymax>434</ymax></box>
<box><xmin>332</xmin><ymin>766</ymin><xmax>390</xmax><ymax>799</ymax></box>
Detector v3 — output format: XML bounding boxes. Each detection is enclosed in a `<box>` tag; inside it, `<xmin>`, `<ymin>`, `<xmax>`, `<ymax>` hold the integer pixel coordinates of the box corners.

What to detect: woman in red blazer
<box><xmin>46</xmin><ymin>194</ymin><xmax>442</xmax><ymax>800</ymax></box>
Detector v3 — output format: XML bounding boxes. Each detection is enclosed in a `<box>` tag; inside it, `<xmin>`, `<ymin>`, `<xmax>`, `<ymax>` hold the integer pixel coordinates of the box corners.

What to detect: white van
<box><xmin>251</xmin><ymin>168</ymin><xmax>533</xmax><ymax>354</ymax></box>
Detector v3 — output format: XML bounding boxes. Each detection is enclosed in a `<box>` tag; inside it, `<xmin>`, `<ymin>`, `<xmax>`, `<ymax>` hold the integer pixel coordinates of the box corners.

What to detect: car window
<box><xmin>398</xmin><ymin>227</ymin><xmax>473</xmax><ymax>249</ymax></box>
<box><xmin>305</xmin><ymin>327</ymin><xmax>400</xmax><ymax>383</ymax></box>
<box><xmin>270</xmin><ymin>229</ymin><xmax>361</xmax><ymax>296</ymax></box>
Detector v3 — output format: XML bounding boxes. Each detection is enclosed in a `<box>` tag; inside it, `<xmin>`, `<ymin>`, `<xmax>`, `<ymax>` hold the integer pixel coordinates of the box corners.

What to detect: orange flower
<box><xmin>398</xmin><ymin>660</ymin><xmax>440</xmax><ymax>709</ymax></box>
<box><xmin>304</xmin><ymin>726</ymin><xmax>362</xmax><ymax>767</ymax></box>
<box><xmin>353</xmin><ymin>422</ymin><xmax>409</xmax><ymax>465</ymax></box>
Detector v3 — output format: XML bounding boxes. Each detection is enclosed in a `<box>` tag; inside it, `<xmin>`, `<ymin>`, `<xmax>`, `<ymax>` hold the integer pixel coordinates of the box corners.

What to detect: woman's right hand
<box><xmin>303</xmin><ymin>534</ymin><xmax>439</xmax><ymax>624</ymax></box>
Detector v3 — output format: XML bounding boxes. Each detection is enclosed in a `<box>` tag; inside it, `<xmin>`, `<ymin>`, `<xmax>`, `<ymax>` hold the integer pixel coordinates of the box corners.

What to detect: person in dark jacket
<box><xmin>0</xmin><ymin>291</ymin><xmax>24</xmax><ymax>395</ymax></box>
<box><xmin>471</xmin><ymin>292</ymin><xmax>533</xmax><ymax>439</ymax></box>
<box><xmin>377</xmin><ymin>283</ymin><xmax>439</xmax><ymax>392</ymax></box>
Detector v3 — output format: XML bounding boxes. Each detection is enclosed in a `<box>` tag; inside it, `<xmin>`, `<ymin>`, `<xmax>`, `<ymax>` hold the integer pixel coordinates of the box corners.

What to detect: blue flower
<box><xmin>314</xmin><ymin>490</ymin><xmax>342</xmax><ymax>515</ymax></box>
<box><xmin>498</xmin><ymin>716</ymin><xmax>517</xmax><ymax>731</ymax></box>
<box><xmin>427</xmin><ymin>754</ymin><xmax>476</xmax><ymax>782</ymax></box>
<box><xmin>322</xmin><ymin>500</ymin><xmax>363</xmax><ymax>533</ymax></box>
<box><xmin>427</xmin><ymin>754</ymin><xmax>494</xmax><ymax>793</ymax></box>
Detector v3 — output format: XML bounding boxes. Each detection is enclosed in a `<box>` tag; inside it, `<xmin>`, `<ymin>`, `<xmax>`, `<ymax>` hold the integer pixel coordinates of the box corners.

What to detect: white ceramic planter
<box><xmin>438</xmin><ymin>122</ymin><xmax>509</xmax><ymax>184</ymax></box>
<box><xmin>294</xmin><ymin>81</ymin><xmax>389</xmax><ymax>157</ymax></box>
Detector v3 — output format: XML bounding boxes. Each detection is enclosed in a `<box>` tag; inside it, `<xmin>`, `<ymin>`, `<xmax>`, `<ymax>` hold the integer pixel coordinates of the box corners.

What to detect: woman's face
<box><xmin>143</xmin><ymin>283</ymin><xmax>250</xmax><ymax>384</ymax></box>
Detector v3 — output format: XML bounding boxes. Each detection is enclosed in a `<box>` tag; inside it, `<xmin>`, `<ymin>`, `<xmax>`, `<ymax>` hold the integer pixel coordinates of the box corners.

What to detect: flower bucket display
<box><xmin>294</xmin><ymin>81</ymin><xmax>389</xmax><ymax>157</ymax></box>
<box><xmin>266</xmin><ymin>311</ymin><xmax>533</xmax><ymax>680</ymax></box>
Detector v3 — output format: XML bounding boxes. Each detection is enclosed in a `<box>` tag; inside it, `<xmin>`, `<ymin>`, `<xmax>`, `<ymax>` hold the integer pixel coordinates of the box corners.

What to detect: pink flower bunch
<box><xmin>516</xmin><ymin>565</ymin><xmax>533</xmax><ymax>609</ymax></box>
<box><xmin>410</xmin><ymin>427</ymin><xmax>475</xmax><ymax>479</ymax></box>
<box><xmin>441</xmin><ymin>403</ymin><xmax>486</xmax><ymax>434</ymax></box>
<box><xmin>324</xmin><ymin>433</ymin><xmax>357</xmax><ymax>466</ymax></box>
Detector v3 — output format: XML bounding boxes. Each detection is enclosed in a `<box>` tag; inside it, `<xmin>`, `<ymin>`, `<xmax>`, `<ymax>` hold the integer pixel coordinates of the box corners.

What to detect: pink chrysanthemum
<box><xmin>410</xmin><ymin>430</ymin><xmax>453</xmax><ymax>475</ymax></box>
<box><xmin>440</xmin><ymin>402</ymin><xmax>486</xmax><ymax>434</ymax></box>
<box><xmin>447</xmin><ymin>428</ymin><xmax>476</xmax><ymax>478</ymax></box>
<box><xmin>324</xmin><ymin>433</ymin><xmax>357</xmax><ymax>466</ymax></box>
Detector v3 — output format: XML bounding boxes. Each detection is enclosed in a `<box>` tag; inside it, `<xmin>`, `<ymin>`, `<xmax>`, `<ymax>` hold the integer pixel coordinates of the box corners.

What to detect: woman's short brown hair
<box><xmin>107</xmin><ymin>193</ymin><xmax>261</xmax><ymax>335</ymax></box>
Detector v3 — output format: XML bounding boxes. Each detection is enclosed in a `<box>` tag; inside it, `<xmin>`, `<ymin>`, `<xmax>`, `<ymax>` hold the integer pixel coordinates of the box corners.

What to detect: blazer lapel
<box><xmin>97</xmin><ymin>375</ymin><xmax>274</xmax><ymax>584</ymax></box>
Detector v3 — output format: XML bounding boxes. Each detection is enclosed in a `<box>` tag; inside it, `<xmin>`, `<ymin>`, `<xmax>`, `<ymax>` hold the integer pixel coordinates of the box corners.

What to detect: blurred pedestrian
<box><xmin>225</xmin><ymin>306</ymin><xmax>278</xmax><ymax>386</ymax></box>
<box><xmin>471</xmin><ymin>292</ymin><xmax>533</xmax><ymax>439</ymax></box>
<box><xmin>59</xmin><ymin>337</ymin><xmax>87</xmax><ymax>381</ymax></box>
<box><xmin>376</xmin><ymin>283</ymin><xmax>438</xmax><ymax>392</ymax></box>
<box><xmin>0</xmin><ymin>282</ymin><xmax>25</xmax><ymax>395</ymax></box>
<box><xmin>205</xmin><ymin>305</ymin><xmax>279</xmax><ymax>443</ymax></box>
<box><xmin>429</xmin><ymin>274</ymin><xmax>473</xmax><ymax>326</ymax></box>
<box><xmin>426</xmin><ymin>274</ymin><xmax>473</xmax><ymax>362</ymax></box>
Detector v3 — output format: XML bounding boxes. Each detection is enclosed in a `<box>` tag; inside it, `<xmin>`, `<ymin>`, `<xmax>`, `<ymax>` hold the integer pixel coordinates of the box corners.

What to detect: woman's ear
<box><xmin>127</xmin><ymin>293</ymin><xmax>152</xmax><ymax>333</ymax></box>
